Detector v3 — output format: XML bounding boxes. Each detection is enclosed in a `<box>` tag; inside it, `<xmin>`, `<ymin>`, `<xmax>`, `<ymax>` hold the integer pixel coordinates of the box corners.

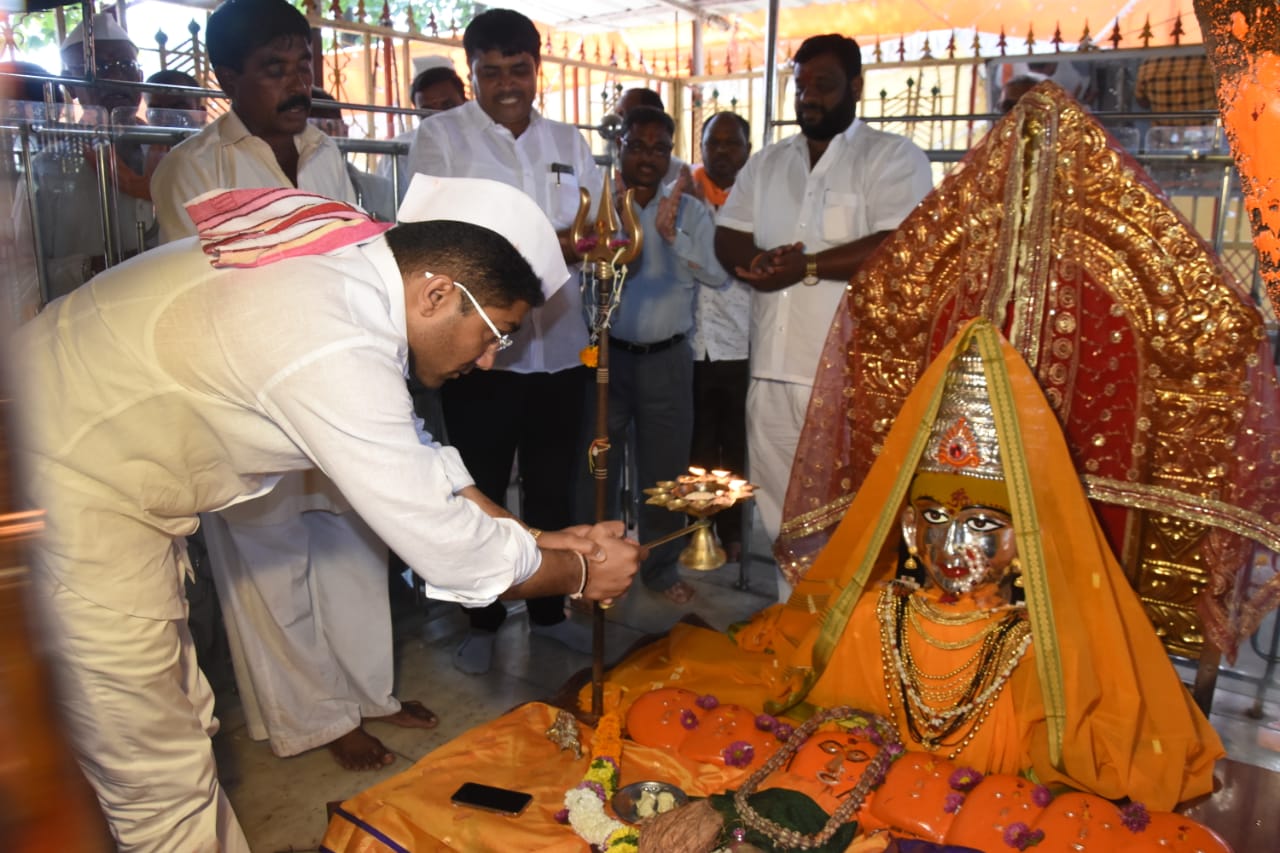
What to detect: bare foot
<box><xmin>662</xmin><ymin>579</ymin><xmax>695</xmax><ymax>605</ymax></box>
<box><xmin>327</xmin><ymin>727</ymin><xmax>395</xmax><ymax>771</ymax></box>
<box><xmin>368</xmin><ymin>699</ymin><xmax>439</xmax><ymax>730</ymax></box>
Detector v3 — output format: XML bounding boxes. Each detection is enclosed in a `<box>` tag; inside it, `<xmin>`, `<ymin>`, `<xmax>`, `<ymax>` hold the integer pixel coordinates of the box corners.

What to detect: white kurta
<box><xmin>718</xmin><ymin>120</ymin><xmax>933</xmax><ymax>542</ymax></box>
<box><xmin>14</xmin><ymin>236</ymin><xmax>542</xmax><ymax>850</ymax></box>
<box><xmin>151</xmin><ymin>107</ymin><xmax>400</xmax><ymax>760</ymax></box>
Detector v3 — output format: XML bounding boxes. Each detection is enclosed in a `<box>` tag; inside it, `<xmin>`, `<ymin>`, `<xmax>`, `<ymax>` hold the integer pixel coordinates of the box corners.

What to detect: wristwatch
<box><xmin>802</xmin><ymin>254</ymin><xmax>820</xmax><ymax>286</ymax></box>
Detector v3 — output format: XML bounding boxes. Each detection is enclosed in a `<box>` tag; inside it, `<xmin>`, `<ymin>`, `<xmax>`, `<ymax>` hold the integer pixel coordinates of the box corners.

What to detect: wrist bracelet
<box><xmin>569</xmin><ymin>552</ymin><xmax>589</xmax><ymax>599</ymax></box>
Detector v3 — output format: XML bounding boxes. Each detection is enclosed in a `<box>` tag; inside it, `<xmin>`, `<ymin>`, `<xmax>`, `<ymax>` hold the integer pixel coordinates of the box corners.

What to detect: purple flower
<box><xmin>884</xmin><ymin>742</ymin><xmax>905</xmax><ymax>759</ymax></box>
<box><xmin>553</xmin><ymin>807</ymin><xmax>569</xmax><ymax>824</ymax></box>
<box><xmin>575</xmin><ymin>237</ymin><xmax>598</xmax><ymax>253</ymax></box>
<box><xmin>943</xmin><ymin>792</ymin><xmax>965</xmax><ymax>814</ymax></box>
<box><xmin>949</xmin><ymin>767</ymin><xmax>984</xmax><ymax>792</ymax></box>
<box><xmin>679</xmin><ymin>709</ymin><xmax>699</xmax><ymax>730</ymax></box>
<box><xmin>773</xmin><ymin>722</ymin><xmax>795</xmax><ymax>742</ymax></box>
<box><xmin>1002</xmin><ymin>822</ymin><xmax>1045</xmax><ymax>849</ymax></box>
<box><xmin>1120</xmin><ymin>801</ymin><xmax>1150</xmax><ymax>833</ymax></box>
<box><xmin>1031</xmin><ymin>785</ymin><xmax>1053</xmax><ymax>808</ymax></box>
<box><xmin>732</xmin><ymin>827</ymin><xmax>747</xmax><ymax>842</ymax></box>
<box><xmin>695</xmin><ymin>694</ymin><xmax>720</xmax><ymax>710</ymax></box>
<box><xmin>578</xmin><ymin>780</ymin><xmax>606</xmax><ymax>801</ymax></box>
<box><xmin>723</xmin><ymin>740</ymin><xmax>756</xmax><ymax>768</ymax></box>
<box><xmin>755</xmin><ymin>713</ymin><xmax>778</xmax><ymax>733</ymax></box>
<box><xmin>607</xmin><ymin>237</ymin><xmax>632</xmax><ymax>250</ymax></box>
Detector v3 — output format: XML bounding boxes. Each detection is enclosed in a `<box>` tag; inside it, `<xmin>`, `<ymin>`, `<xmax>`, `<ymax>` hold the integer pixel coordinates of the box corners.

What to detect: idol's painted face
<box><xmin>902</xmin><ymin>473</ymin><xmax>1018</xmax><ymax>595</ymax></box>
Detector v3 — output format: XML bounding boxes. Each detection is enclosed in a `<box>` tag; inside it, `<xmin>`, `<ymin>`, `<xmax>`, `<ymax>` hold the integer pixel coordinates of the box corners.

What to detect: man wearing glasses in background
<box><xmin>594</xmin><ymin>105</ymin><xmax>730</xmax><ymax>606</ymax></box>
<box><xmin>407</xmin><ymin>8</ymin><xmax>603</xmax><ymax>676</ymax></box>
<box><xmin>16</xmin><ymin>12</ymin><xmax>156</xmax><ymax>300</ymax></box>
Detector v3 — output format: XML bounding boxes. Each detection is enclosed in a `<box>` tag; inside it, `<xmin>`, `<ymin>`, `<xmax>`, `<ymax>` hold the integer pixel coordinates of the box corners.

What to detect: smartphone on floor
<box><xmin>450</xmin><ymin>782</ymin><xmax>533</xmax><ymax>816</ymax></box>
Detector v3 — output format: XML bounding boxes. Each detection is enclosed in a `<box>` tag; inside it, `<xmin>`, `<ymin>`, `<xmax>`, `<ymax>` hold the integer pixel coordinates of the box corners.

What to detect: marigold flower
<box><xmin>580</xmin><ymin>345</ymin><xmax>599</xmax><ymax>368</ymax></box>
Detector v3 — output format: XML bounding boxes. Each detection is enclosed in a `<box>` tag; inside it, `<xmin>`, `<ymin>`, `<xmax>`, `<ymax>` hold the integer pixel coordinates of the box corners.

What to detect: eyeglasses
<box><xmin>621</xmin><ymin>138</ymin><xmax>673</xmax><ymax>159</ymax></box>
<box><xmin>426</xmin><ymin>272</ymin><xmax>513</xmax><ymax>352</ymax></box>
<box><xmin>67</xmin><ymin>59</ymin><xmax>143</xmax><ymax>80</ymax></box>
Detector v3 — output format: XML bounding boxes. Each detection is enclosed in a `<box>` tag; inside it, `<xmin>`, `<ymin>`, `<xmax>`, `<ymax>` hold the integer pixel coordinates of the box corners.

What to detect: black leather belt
<box><xmin>609</xmin><ymin>333</ymin><xmax>685</xmax><ymax>355</ymax></box>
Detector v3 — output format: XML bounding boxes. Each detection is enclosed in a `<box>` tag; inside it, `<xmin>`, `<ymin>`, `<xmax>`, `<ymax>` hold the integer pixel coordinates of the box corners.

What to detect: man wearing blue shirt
<box><xmin>599</xmin><ymin>106</ymin><xmax>729</xmax><ymax>604</ymax></box>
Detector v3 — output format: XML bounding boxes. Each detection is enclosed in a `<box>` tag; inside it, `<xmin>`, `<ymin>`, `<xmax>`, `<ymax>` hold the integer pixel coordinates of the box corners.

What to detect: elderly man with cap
<box><xmin>17</xmin><ymin>12</ymin><xmax>156</xmax><ymax>300</ymax></box>
<box><xmin>11</xmin><ymin>174</ymin><xmax>642</xmax><ymax>852</ymax></box>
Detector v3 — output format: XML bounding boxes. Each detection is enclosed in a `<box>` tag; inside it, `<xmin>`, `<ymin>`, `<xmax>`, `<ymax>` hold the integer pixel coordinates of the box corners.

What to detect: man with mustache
<box><xmin>714</xmin><ymin>34</ymin><xmax>933</xmax><ymax>597</ymax></box>
<box><xmin>592</xmin><ymin>106</ymin><xmax>728</xmax><ymax>605</ymax></box>
<box><xmin>406</xmin><ymin>8</ymin><xmax>603</xmax><ymax>675</ymax></box>
<box><xmin>152</xmin><ymin>0</ymin><xmax>356</xmax><ymax>240</ymax></box>
<box><xmin>151</xmin><ymin>0</ymin><xmax>423</xmax><ymax>775</ymax></box>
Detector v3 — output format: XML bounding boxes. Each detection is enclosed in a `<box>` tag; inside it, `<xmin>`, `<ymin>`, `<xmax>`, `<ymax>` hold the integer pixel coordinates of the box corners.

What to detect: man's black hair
<box><xmin>146</xmin><ymin>69</ymin><xmax>200</xmax><ymax>88</ymax></box>
<box><xmin>793</xmin><ymin>34</ymin><xmax>863</xmax><ymax>81</ymax></box>
<box><xmin>622</xmin><ymin>105</ymin><xmax>675</xmax><ymax>138</ymax></box>
<box><xmin>384</xmin><ymin>220</ymin><xmax>544</xmax><ymax>310</ymax></box>
<box><xmin>619</xmin><ymin>87</ymin><xmax>664</xmax><ymax>111</ymax></box>
<box><xmin>206</xmin><ymin>0</ymin><xmax>311</xmax><ymax>73</ymax></box>
<box><xmin>410</xmin><ymin>67</ymin><xmax>465</xmax><ymax>99</ymax></box>
<box><xmin>702</xmin><ymin>110</ymin><xmax>750</xmax><ymax>142</ymax></box>
<box><xmin>462</xmin><ymin>9</ymin><xmax>541</xmax><ymax>64</ymax></box>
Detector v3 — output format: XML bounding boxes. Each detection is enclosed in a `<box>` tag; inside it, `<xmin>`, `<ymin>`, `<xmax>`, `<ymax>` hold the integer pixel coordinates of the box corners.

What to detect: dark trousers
<box><xmin>581</xmin><ymin>340</ymin><xmax>694</xmax><ymax>592</ymax></box>
<box><xmin>442</xmin><ymin>367</ymin><xmax>590</xmax><ymax>631</ymax></box>
<box><xmin>691</xmin><ymin>357</ymin><xmax>749</xmax><ymax>547</ymax></box>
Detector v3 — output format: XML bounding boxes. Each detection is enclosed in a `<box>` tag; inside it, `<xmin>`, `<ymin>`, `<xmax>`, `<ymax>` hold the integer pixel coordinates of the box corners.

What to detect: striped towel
<box><xmin>185</xmin><ymin>187</ymin><xmax>393</xmax><ymax>268</ymax></box>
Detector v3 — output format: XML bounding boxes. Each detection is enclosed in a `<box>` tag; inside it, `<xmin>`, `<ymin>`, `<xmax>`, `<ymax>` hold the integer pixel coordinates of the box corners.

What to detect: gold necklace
<box><xmin>908</xmin><ymin>607</ymin><xmax>1000</xmax><ymax>650</ymax></box>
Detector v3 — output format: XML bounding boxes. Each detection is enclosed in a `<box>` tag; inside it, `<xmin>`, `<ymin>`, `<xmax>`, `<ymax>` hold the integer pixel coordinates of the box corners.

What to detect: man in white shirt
<box><xmin>715</xmin><ymin>34</ymin><xmax>933</xmax><ymax>596</ymax></box>
<box><xmin>12</xmin><ymin>176</ymin><xmax>640</xmax><ymax>853</ymax></box>
<box><xmin>151</xmin><ymin>0</ymin><xmax>416</xmax><ymax>776</ymax></box>
<box><xmin>407</xmin><ymin>8</ymin><xmax>602</xmax><ymax>675</ymax></box>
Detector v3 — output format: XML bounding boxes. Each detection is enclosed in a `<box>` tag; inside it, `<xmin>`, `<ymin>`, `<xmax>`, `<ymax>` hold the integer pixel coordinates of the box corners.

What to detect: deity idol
<box><xmin>750</xmin><ymin>320</ymin><xmax>1223</xmax><ymax>810</ymax></box>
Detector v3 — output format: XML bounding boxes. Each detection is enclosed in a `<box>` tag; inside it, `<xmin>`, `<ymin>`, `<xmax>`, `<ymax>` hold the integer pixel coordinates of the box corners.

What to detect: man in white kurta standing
<box><xmin>407</xmin><ymin>8</ymin><xmax>603</xmax><ymax>675</ymax></box>
<box><xmin>714</xmin><ymin>34</ymin><xmax>933</xmax><ymax>599</ymax></box>
<box><xmin>150</xmin><ymin>0</ymin><xmax>420</xmax><ymax>773</ymax></box>
<box><xmin>12</xmin><ymin>175</ymin><xmax>641</xmax><ymax>853</ymax></box>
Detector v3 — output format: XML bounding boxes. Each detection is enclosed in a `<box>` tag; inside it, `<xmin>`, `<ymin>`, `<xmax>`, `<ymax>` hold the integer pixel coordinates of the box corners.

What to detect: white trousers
<box><xmin>204</xmin><ymin>489</ymin><xmax>397</xmax><ymax>757</ymax></box>
<box><xmin>746</xmin><ymin>378</ymin><xmax>812</xmax><ymax>600</ymax></box>
<box><xmin>34</xmin><ymin>574</ymin><xmax>250</xmax><ymax>853</ymax></box>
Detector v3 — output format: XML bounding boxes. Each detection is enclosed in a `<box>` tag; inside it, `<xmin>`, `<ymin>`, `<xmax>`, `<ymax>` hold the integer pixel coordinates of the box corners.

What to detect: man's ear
<box><xmin>412</xmin><ymin>272</ymin><xmax>455</xmax><ymax>319</ymax></box>
<box><xmin>213</xmin><ymin>66</ymin><xmax>238</xmax><ymax>100</ymax></box>
<box><xmin>850</xmin><ymin>74</ymin><xmax>864</xmax><ymax>104</ymax></box>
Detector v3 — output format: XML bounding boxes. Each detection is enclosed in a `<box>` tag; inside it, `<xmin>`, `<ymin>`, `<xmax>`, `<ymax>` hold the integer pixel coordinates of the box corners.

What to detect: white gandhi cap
<box><xmin>397</xmin><ymin>174</ymin><xmax>570</xmax><ymax>300</ymax></box>
<box><xmin>412</xmin><ymin>55</ymin><xmax>456</xmax><ymax>76</ymax></box>
<box><xmin>61</xmin><ymin>13</ymin><xmax>135</xmax><ymax>50</ymax></box>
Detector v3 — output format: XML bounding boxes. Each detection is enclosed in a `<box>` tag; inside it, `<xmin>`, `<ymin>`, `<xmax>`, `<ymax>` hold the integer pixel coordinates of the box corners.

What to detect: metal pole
<box><xmin>19</xmin><ymin>125</ymin><xmax>51</xmax><ymax>307</ymax></box>
<box><xmin>761</xmin><ymin>0</ymin><xmax>780</xmax><ymax>147</ymax></box>
<box><xmin>92</xmin><ymin>134</ymin><xmax>118</xmax><ymax>268</ymax></box>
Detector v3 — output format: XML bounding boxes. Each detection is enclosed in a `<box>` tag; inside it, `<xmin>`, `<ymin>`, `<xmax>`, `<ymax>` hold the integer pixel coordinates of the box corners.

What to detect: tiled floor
<box><xmin>216</xmin><ymin>521</ymin><xmax>1280</xmax><ymax>852</ymax></box>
